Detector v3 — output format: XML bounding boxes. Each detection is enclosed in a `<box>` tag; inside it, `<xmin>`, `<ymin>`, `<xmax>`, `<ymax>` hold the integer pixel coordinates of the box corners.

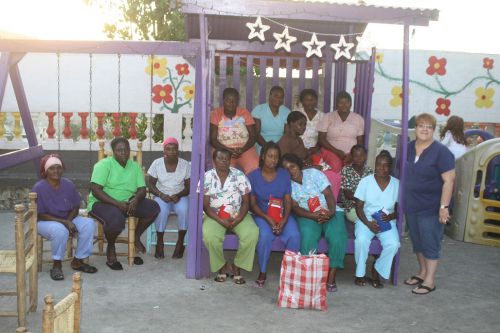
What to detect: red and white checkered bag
<box><xmin>277</xmin><ymin>250</ymin><xmax>329</xmax><ymax>311</ymax></box>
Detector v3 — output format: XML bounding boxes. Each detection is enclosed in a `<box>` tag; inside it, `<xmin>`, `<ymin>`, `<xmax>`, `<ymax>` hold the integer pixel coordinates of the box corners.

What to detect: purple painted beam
<box><xmin>323</xmin><ymin>51</ymin><xmax>333</xmax><ymax>114</ymax></box>
<box><xmin>394</xmin><ymin>24</ymin><xmax>412</xmax><ymax>286</ymax></box>
<box><xmin>0</xmin><ymin>40</ymin><xmax>200</xmax><ymax>56</ymax></box>
<box><xmin>219</xmin><ymin>53</ymin><xmax>227</xmax><ymax>106</ymax></box>
<box><xmin>311</xmin><ymin>58</ymin><xmax>320</xmax><ymax>96</ymax></box>
<box><xmin>272</xmin><ymin>57</ymin><xmax>280</xmax><ymax>87</ymax></box>
<box><xmin>0</xmin><ymin>145</ymin><xmax>44</xmax><ymax>170</ymax></box>
<box><xmin>285</xmin><ymin>57</ymin><xmax>293</xmax><ymax>109</ymax></box>
<box><xmin>333</xmin><ymin>62</ymin><xmax>347</xmax><ymax>111</ymax></box>
<box><xmin>298</xmin><ymin>58</ymin><xmax>306</xmax><ymax>93</ymax></box>
<box><xmin>245</xmin><ymin>55</ymin><xmax>254</xmax><ymax>110</ymax></box>
<box><xmin>233</xmin><ymin>55</ymin><xmax>241</xmax><ymax>92</ymax></box>
<box><xmin>258</xmin><ymin>56</ymin><xmax>267</xmax><ymax>104</ymax></box>
<box><xmin>181</xmin><ymin>0</ymin><xmax>438</xmax><ymax>26</ymax></box>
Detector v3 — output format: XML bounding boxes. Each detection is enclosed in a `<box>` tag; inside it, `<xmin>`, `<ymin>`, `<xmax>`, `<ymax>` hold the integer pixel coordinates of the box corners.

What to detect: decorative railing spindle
<box><xmin>78</xmin><ymin>112</ymin><xmax>89</xmax><ymax>139</ymax></box>
<box><xmin>61</xmin><ymin>113</ymin><xmax>73</xmax><ymax>139</ymax></box>
<box><xmin>95</xmin><ymin>113</ymin><xmax>105</xmax><ymax>140</ymax></box>
<box><xmin>45</xmin><ymin>112</ymin><xmax>56</xmax><ymax>139</ymax></box>
<box><xmin>0</xmin><ymin>112</ymin><xmax>6</xmax><ymax>140</ymax></box>
<box><xmin>112</xmin><ymin>112</ymin><xmax>121</xmax><ymax>137</ymax></box>
<box><xmin>129</xmin><ymin>113</ymin><xmax>138</xmax><ymax>140</ymax></box>
<box><xmin>12</xmin><ymin>112</ymin><xmax>22</xmax><ymax>139</ymax></box>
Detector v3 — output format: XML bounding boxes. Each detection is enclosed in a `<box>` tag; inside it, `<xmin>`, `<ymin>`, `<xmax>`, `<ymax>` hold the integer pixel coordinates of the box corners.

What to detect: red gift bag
<box><xmin>267</xmin><ymin>195</ymin><xmax>283</xmax><ymax>224</ymax></box>
<box><xmin>217</xmin><ymin>205</ymin><xmax>231</xmax><ymax>219</ymax></box>
<box><xmin>277</xmin><ymin>250</ymin><xmax>329</xmax><ymax>311</ymax></box>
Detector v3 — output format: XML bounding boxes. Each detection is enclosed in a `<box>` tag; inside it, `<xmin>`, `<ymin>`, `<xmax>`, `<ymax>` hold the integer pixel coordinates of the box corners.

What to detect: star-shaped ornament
<box><xmin>302</xmin><ymin>33</ymin><xmax>326</xmax><ymax>58</ymax></box>
<box><xmin>246</xmin><ymin>16</ymin><xmax>270</xmax><ymax>42</ymax></box>
<box><xmin>330</xmin><ymin>35</ymin><xmax>355</xmax><ymax>60</ymax></box>
<box><xmin>273</xmin><ymin>26</ymin><xmax>297</xmax><ymax>52</ymax></box>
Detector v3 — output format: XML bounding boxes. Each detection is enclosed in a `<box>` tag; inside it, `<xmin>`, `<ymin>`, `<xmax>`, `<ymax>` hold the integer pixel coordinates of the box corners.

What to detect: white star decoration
<box><xmin>246</xmin><ymin>16</ymin><xmax>270</xmax><ymax>42</ymax></box>
<box><xmin>273</xmin><ymin>26</ymin><xmax>297</xmax><ymax>52</ymax></box>
<box><xmin>302</xmin><ymin>33</ymin><xmax>326</xmax><ymax>58</ymax></box>
<box><xmin>330</xmin><ymin>35</ymin><xmax>355</xmax><ymax>60</ymax></box>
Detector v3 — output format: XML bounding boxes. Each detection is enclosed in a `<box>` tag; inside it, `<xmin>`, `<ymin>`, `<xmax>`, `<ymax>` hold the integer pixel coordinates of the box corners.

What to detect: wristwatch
<box><xmin>440</xmin><ymin>205</ymin><xmax>449</xmax><ymax>209</ymax></box>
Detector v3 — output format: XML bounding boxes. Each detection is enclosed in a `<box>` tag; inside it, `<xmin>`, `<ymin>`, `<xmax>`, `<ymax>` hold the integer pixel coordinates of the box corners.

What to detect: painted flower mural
<box><xmin>183</xmin><ymin>85</ymin><xmax>195</xmax><ymax>99</ymax></box>
<box><xmin>474</xmin><ymin>87</ymin><xmax>494</xmax><ymax>108</ymax></box>
<box><xmin>426</xmin><ymin>56</ymin><xmax>447</xmax><ymax>76</ymax></box>
<box><xmin>146</xmin><ymin>59</ymin><xmax>194</xmax><ymax>114</ymax></box>
<box><xmin>435</xmin><ymin>98</ymin><xmax>451</xmax><ymax>116</ymax></box>
<box><xmin>389</xmin><ymin>86</ymin><xmax>403</xmax><ymax>107</ymax></box>
<box><xmin>152</xmin><ymin>84</ymin><xmax>173</xmax><ymax>104</ymax></box>
<box><xmin>375</xmin><ymin>53</ymin><xmax>384</xmax><ymax>64</ymax></box>
<box><xmin>483</xmin><ymin>57</ymin><xmax>494</xmax><ymax>70</ymax></box>
<box><xmin>145</xmin><ymin>57</ymin><xmax>167</xmax><ymax>77</ymax></box>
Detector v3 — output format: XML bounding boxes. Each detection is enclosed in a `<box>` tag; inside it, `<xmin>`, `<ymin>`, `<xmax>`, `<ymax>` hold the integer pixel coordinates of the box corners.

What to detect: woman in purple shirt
<box><xmin>32</xmin><ymin>154</ymin><xmax>97</xmax><ymax>281</ymax></box>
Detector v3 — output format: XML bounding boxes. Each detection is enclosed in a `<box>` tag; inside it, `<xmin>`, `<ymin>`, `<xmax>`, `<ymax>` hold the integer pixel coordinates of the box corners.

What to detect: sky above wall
<box><xmin>0</xmin><ymin>0</ymin><xmax>498</xmax><ymax>55</ymax></box>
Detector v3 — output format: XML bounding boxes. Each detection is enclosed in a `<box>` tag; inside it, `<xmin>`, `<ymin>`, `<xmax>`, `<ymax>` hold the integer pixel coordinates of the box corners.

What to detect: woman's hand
<box><xmin>117</xmin><ymin>201</ymin><xmax>129</xmax><ymax>214</ymax></box>
<box><xmin>170</xmin><ymin>194</ymin><xmax>180</xmax><ymax>203</ymax></box>
<box><xmin>127</xmin><ymin>197</ymin><xmax>139</xmax><ymax>216</ymax></box>
<box><xmin>439</xmin><ymin>207</ymin><xmax>450</xmax><ymax>224</ymax></box>
<box><xmin>160</xmin><ymin>193</ymin><xmax>172</xmax><ymax>203</ymax></box>
<box><xmin>381</xmin><ymin>212</ymin><xmax>396</xmax><ymax>222</ymax></box>
<box><xmin>366</xmin><ymin>220</ymin><xmax>380</xmax><ymax>233</ymax></box>
<box><xmin>63</xmin><ymin>220</ymin><xmax>77</xmax><ymax>235</ymax></box>
<box><xmin>317</xmin><ymin>209</ymin><xmax>333</xmax><ymax>224</ymax></box>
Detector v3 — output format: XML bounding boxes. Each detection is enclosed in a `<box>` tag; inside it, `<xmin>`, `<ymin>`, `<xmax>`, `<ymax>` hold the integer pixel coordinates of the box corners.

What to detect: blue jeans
<box><xmin>153</xmin><ymin>196</ymin><xmax>189</xmax><ymax>231</ymax></box>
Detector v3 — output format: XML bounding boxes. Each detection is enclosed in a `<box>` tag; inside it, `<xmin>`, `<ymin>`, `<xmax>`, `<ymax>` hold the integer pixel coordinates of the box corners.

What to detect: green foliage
<box><xmin>88</xmin><ymin>0</ymin><xmax>185</xmax><ymax>41</ymax></box>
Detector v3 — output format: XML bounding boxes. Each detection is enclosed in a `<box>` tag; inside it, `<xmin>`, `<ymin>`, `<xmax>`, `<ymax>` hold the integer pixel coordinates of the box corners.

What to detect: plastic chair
<box><xmin>145</xmin><ymin>212</ymin><xmax>187</xmax><ymax>254</ymax></box>
<box><xmin>0</xmin><ymin>193</ymin><xmax>39</xmax><ymax>327</ymax></box>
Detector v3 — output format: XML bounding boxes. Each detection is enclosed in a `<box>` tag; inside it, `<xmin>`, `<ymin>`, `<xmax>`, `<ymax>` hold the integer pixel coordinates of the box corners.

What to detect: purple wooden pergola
<box><xmin>181</xmin><ymin>0</ymin><xmax>438</xmax><ymax>282</ymax></box>
<box><xmin>0</xmin><ymin>0</ymin><xmax>438</xmax><ymax>284</ymax></box>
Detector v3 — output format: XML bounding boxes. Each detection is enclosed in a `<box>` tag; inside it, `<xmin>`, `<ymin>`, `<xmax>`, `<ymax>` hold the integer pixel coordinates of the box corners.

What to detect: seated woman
<box><xmin>147</xmin><ymin>137</ymin><xmax>190</xmax><ymax>259</ymax></box>
<box><xmin>281</xmin><ymin>153</ymin><xmax>348</xmax><ymax>292</ymax></box>
<box><xmin>339</xmin><ymin>145</ymin><xmax>373</xmax><ymax>222</ymax></box>
<box><xmin>252</xmin><ymin>86</ymin><xmax>291</xmax><ymax>153</ymax></box>
<box><xmin>298</xmin><ymin>88</ymin><xmax>324</xmax><ymax>155</ymax></box>
<box><xmin>278</xmin><ymin>111</ymin><xmax>341</xmax><ymax>199</ymax></box>
<box><xmin>247</xmin><ymin>142</ymin><xmax>300</xmax><ymax>288</ymax></box>
<box><xmin>353</xmin><ymin>150</ymin><xmax>400</xmax><ymax>288</ymax></box>
<box><xmin>210</xmin><ymin>87</ymin><xmax>259</xmax><ymax>174</ymax></box>
<box><xmin>202</xmin><ymin>148</ymin><xmax>259</xmax><ymax>285</ymax></box>
<box><xmin>317</xmin><ymin>91</ymin><xmax>364</xmax><ymax>172</ymax></box>
<box><xmin>88</xmin><ymin>137</ymin><xmax>160</xmax><ymax>270</ymax></box>
<box><xmin>33</xmin><ymin>154</ymin><xmax>97</xmax><ymax>281</ymax></box>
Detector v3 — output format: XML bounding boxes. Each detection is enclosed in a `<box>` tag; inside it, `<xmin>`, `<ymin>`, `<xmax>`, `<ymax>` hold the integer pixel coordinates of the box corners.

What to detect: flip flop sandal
<box><xmin>214</xmin><ymin>273</ymin><xmax>228</xmax><ymax>282</ymax></box>
<box><xmin>404</xmin><ymin>276</ymin><xmax>424</xmax><ymax>286</ymax></box>
<box><xmin>134</xmin><ymin>257</ymin><xmax>144</xmax><ymax>265</ymax></box>
<box><xmin>369</xmin><ymin>278</ymin><xmax>384</xmax><ymax>289</ymax></box>
<box><xmin>326</xmin><ymin>283</ymin><xmax>337</xmax><ymax>292</ymax></box>
<box><xmin>354</xmin><ymin>277</ymin><xmax>366</xmax><ymax>286</ymax></box>
<box><xmin>412</xmin><ymin>285</ymin><xmax>436</xmax><ymax>295</ymax></box>
<box><xmin>106</xmin><ymin>261</ymin><xmax>123</xmax><ymax>271</ymax></box>
<box><xmin>72</xmin><ymin>263</ymin><xmax>98</xmax><ymax>274</ymax></box>
<box><xmin>254</xmin><ymin>279</ymin><xmax>265</xmax><ymax>288</ymax></box>
<box><xmin>50</xmin><ymin>268</ymin><xmax>64</xmax><ymax>281</ymax></box>
<box><xmin>233</xmin><ymin>275</ymin><xmax>246</xmax><ymax>285</ymax></box>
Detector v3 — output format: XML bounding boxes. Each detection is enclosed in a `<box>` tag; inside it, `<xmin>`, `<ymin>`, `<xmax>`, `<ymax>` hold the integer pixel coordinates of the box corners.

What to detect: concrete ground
<box><xmin>1</xmin><ymin>211</ymin><xmax>499</xmax><ymax>333</ymax></box>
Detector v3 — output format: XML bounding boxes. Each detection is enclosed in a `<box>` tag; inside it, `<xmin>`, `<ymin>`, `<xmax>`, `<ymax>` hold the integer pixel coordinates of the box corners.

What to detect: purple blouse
<box><xmin>32</xmin><ymin>178</ymin><xmax>81</xmax><ymax>219</ymax></box>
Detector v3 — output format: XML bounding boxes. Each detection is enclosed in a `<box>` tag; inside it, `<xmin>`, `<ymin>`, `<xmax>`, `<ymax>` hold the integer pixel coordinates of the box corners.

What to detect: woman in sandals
<box><xmin>282</xmin><ymin>153</ymin><xmax>347</xmax><ymax>292</ymax></box>
<box><xmin>32</xmin><ymin>154</ymin><xmax>97</xmax><ymax>280</ymax></box>
<box><xmin>247</xmin><ymin>142</ymin><xmax>300</xmax><ymax>288</ymax></box>
<box><xmin>202</xmin><ymin>148</ymin><xmax>259</xmax><ymax>284</ymax></box>
<box><xmin>353</xmin><ymin>150</ymin><xmax>400</xmax><ymax>289</ymax></box>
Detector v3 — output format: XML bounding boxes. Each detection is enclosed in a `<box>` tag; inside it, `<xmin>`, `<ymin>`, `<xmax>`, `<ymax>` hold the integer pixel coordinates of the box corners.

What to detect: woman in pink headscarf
<box><xmin>147</xmin><ymin>137</ymin><xmax>190</xmax><ymax>259</ymax></box>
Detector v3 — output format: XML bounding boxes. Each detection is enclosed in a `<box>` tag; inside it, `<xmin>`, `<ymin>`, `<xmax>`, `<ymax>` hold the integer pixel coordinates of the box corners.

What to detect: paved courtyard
<box><xmin>1</xmin><ymin>211</ymin><xmax>499</xmax><ymax>333</ymax></box>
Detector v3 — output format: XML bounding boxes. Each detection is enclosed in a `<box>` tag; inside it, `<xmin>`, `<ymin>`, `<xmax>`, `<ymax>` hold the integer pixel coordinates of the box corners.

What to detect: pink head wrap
<box><xmin>44</xmin><ymin>156</ymin><xmax>62</xmax><ymax>171</ymax></box>
<box><xmin>162</xmin><ymin>137</ymin><xmax>179</xmax><ymax>146</ymax></box>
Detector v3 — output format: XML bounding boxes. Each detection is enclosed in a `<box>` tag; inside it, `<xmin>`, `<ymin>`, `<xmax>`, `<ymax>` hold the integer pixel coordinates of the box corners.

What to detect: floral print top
<box><xmin>339</xmin><ymin>165</ymin><xmax>373</xmax><ymax>210</ymax></box>
<box><xmin>204</xmin><ymin>167</ymin><xmax>251</xmax><ymax>217</ymax></box>
<box><xmin>291</xmin><ymin>168</ymin><xmax>332</xmax><ymax>211</ymax></box>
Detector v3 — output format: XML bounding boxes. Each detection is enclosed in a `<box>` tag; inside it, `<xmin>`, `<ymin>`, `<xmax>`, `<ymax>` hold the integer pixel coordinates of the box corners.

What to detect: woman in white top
<box><xmin>147</xmin><ymin>137</ymin><xmax>190</xmax><ymax>259</ymax></box>
<box><xmin>297</xmin><ymin>89</ymin><xmax>324</xmax><ymax>154</ymax></box>
<box><xmin>440</xmin><ymin>116</ymin><xmax>467</xmax><ymax>159</ymax></box>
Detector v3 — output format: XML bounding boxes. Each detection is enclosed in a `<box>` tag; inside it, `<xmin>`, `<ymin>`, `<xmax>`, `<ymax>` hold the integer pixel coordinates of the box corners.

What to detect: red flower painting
<box><xmin>175</xmin><ymin>63</ymin><xmax>190</xmax><ymax>76</ymax></box>
<box><xmin>426</xmin><ymin>56</ymin><xmax>447</xmax><ymax>76</ymax></box>
<box><xmin>435</xmin><ymin>97</ymin><xmax>451</xmax><ymax>116</ymax></box>
<box><xmin>483</xmin><ymin>57</ymin><xmax>494</xmax><ymax>70</ymax></box>
<box><xmin>152</xmin><ymin>84</ymin><xmax>173</xmax><ymax>104</ymax></box>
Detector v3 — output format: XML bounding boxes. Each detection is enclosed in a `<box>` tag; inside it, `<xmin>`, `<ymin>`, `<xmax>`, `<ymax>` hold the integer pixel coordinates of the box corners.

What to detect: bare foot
<box><xmin>154</xmin><ymin>243</ymin><xmax>164</xmax><ymax>259</ymax></box>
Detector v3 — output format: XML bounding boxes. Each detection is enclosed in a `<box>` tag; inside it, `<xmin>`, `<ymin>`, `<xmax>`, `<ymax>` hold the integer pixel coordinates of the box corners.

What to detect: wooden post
<box><xmin>14</xmin><ymin>204</ymin><xmax>27</xmax><ymax>327</ymax></box>
<box><xmin>28</xmin><ymin>192</ymin><xmax>38</xmax><ymax>312</ymax></box>
<box><xmin>128</xmin><ymin>217</ymin><xmax>137</xmax><ymax>266</ymax></box>
<box><xmin>42</xmin><ymin>295</ymin><xmax>55</xmax><ymax>333</ymax></box>
<box><xmin>72</xmin><ymin>273</ymin><xmax>82</xmax><ymax>333</ymax></box>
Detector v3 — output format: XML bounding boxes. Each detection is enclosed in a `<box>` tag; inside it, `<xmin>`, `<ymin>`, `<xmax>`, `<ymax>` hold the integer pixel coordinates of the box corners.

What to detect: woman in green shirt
<box><xmin>88</xmin><ymin>137</ymin><xmax>160</xmax><ymax>270</ymax></box>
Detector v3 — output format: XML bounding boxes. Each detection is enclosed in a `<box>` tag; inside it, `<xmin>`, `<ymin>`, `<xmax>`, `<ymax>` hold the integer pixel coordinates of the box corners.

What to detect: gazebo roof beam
<box><xmin>181</xmin><ymin>0</ymin><xmax>439</xmax><ymax>26</ymax></box>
